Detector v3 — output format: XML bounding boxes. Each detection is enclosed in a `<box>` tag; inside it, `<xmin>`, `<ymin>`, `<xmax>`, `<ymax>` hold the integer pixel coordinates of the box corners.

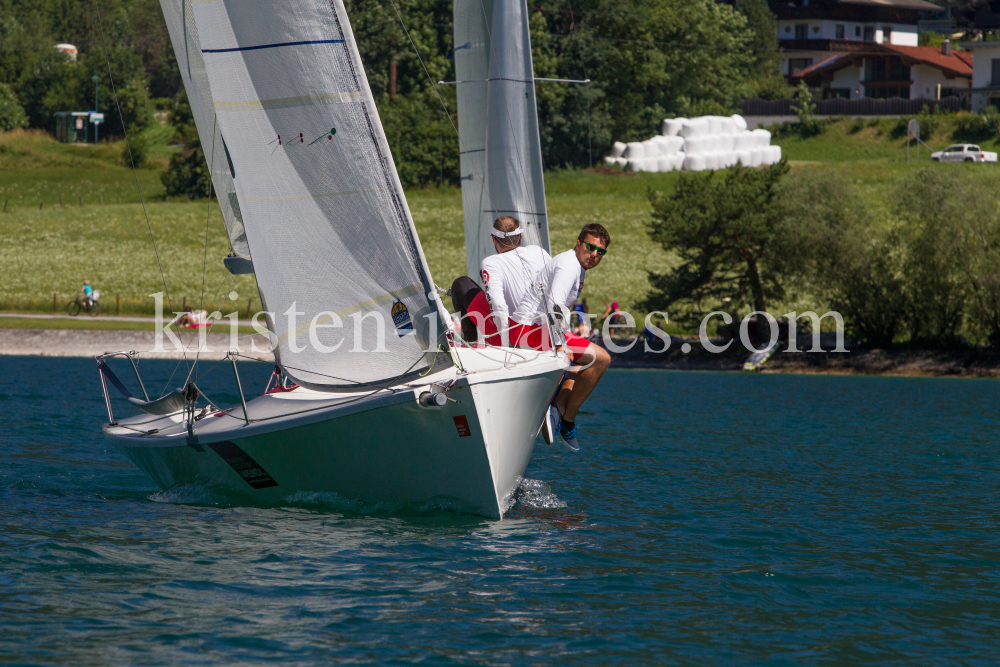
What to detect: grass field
<box><xmin>4</xmin><ymin>117</ymin><xmax>1000</xmax><ymax>329</ymax></box>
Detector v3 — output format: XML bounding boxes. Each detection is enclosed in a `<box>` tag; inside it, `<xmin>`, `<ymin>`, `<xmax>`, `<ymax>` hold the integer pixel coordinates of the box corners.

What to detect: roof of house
<box><xmin>796</xmin><ymin>44</ymin><xmax>973</xmax><ymax>79</ymax></box>
<box><xmin>836</xmin><ymin>0</ymin><xmax>943</xmax><ymax>10</ymax></box>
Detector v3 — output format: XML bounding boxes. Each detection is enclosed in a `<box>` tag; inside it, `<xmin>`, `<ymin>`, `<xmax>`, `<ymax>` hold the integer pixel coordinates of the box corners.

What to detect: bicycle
<box><xmin>67</xmin><ymin>294</ymin><xmax>100</xmax><ymax>317</ymax></box>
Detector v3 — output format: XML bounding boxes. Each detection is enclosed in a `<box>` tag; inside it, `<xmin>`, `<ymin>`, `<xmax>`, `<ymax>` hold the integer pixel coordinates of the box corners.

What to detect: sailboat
<box><xmin>97</xmin><ymin>0</ymin><xmax>565</xmax><ymax>518</ymax></box>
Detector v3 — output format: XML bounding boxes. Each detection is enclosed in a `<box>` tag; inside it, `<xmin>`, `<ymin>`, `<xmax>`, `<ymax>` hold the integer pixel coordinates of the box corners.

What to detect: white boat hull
<box><xmin>104</xmin><ymin>348</ymin><xmax>567</xmax><ymax>518</ymax></box>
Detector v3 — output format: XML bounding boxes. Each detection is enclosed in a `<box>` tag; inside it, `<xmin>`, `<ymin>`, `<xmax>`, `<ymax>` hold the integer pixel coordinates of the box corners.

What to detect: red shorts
<box><xmin>510</xmin><ymin>322</ymin><xmax>592</xmax><ymax>363</ymax></box>
<box><xmin>464</xmin><ymin>292</ymin><xmax>592</xmax><ymax>362</ymax></box>
<box><xmin>465</xmin><ymin>290</ymin><xmax>502</xmax><ymax>346</ymax></box>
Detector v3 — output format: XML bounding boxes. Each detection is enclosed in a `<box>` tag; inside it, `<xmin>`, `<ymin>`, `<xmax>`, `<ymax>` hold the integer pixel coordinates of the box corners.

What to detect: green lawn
<box><xmin>0</xmin><ymin>315</ymin><xmax>260</xmax><ymax>333</ymax></box>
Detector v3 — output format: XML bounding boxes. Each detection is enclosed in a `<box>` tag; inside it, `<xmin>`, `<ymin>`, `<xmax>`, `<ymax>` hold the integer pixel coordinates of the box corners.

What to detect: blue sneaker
<box><xmin>542</xmin><ymin>404</ymin><xmax>560</xmax><ymax>445</ymax></box>
<box><xmin>559</xmin><ymin>420</ymin><xmax>580</xmax><ymax>452</ymax></box>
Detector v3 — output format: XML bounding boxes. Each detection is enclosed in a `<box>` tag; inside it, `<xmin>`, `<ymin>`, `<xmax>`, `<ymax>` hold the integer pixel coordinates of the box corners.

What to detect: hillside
<box><xmin>4</xmin><ymin>115</ymin><xmax>1000</xmax><ymax>327</ymax></box>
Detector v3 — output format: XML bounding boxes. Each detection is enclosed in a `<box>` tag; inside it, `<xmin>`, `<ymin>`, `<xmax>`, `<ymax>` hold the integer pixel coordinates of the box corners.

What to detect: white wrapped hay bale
<box><xmin>766</xmin><ymin>145</ymin><xmax>782</xmax><ymax>164</ymax></box>
<box><xmin>626</xmin><ymin>158</ymin><xmax>643</xmax><ymax>172</ymax></box>
<box><xmin>751</xmin><ymin>129</ymin><xmax>771</xmax><ymax>148</ymax></box>
<box><xmin>707</xmin><ymin>116</ymin><xmax>723</xmax><ymax>135</ymax></box>
<box><xmin>642</xmin><ymin>157</ymin><xmax>660</xmax><ymax>172</ymax></box>
<box><xmin>653</xmin><ymin>136</ymin><xmax>676</xmax><ymax>155</ymax></box>
<box><xmin>672</xmin><ymin>153</ymin><xmax>686</xmax><ymax>170</ymax></box>
<box><xmin>680</xmin><ymin>118</ymin><xmax>709</xmax><ymax>138</ymax></box>
<box><xmin>736</xmin><ymin>150</ymin><xmax>752</xmax><ymax>167</ymax></box>
<box><xmin>662</xmin><ymin>118</ymin><xmax>686</xmax><ymax>137</ymax></box>
<box><xmin>734</xmin><ymin>131</ymin><xmax>755</xmax><ymax>151</ymax></box>
<box><xmin>706</xmin><ymin>153</ymin><xmax>722</xmax><ymax>170</ymax></box>
<box><xmin>641</xmin><ymin>138</ymin><xmax>660</xmax><ymax>156</ymax></box>
<box><xmin>749</xmin><ymin>149</ymin><xmax>763</xmax><ymax>167</ymax></box>
<box><xmin>684</xmin><ymin>154</ymin><xmax>707</xmax><ymax>171</ymax></box>
<box><xmin>624</xmin><ymin>142</ymin><xmax>645</xmax><ymax>159</ymax></box>
<box><xmin>720</xmin><ymin>118</ymin><xmax>736</xmax><ymax>135</ymax></box>
<box><xmin>603</xmin><ymin>156</ymin><xmax>627</xmax><ymax>168</ymax></box>
<box><xmin>732</xmin><ymin>114</ymin><xmax>748</xmax><ymax>132</ymax></box>
<box><xmin>718</xmin><ymin>134</ymin><xmax>735</xmax><ymax>152</ymax></box>
<box><xmin>657</xmin><ymin>156</ymin><xmax>675</xmax><ymax>172</ymax></box>
<box><xmin>683</xmin><ymin>136</ymin><xmax>705</xmax><ymax>154</ymax></box>
<box><xmin>723</xmin><ymin>151</ymin><xmax>739</xmax><ymax>168</ymax></box>
<box><xmin>610</xmin><ymin>141</ymin><xmax>627</xmax><ymax>158</ymax></box>
<box><xmin>670</xmin><ymin>136</ymin><xmax>685</xmax><ymax>153</ymax></box>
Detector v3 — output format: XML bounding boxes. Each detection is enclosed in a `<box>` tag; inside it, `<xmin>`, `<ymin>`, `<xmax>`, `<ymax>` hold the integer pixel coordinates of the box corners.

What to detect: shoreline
<box><xmin>3</xmin><ymin>328</ymin><xmax>1000</xmax><ymax>378</ymax></box>
<box><xmin>0</xmin><ymin>328</ymin><xmax>274</xmax><ymax>361</ymax></box>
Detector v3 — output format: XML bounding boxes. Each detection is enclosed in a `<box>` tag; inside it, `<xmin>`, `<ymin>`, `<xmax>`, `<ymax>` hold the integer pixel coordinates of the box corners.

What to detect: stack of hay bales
<box><xmin>603</xmin><ymin>114</ymin><xmax>782</xmax><ymax>173</ymax></box>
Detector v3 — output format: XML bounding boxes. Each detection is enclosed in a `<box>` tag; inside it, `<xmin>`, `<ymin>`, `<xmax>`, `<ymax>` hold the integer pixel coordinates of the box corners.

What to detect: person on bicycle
<box><xmin>77</xmin><ymin>280</ymin><xmax>95</xmax><ymax>307</ymax></box>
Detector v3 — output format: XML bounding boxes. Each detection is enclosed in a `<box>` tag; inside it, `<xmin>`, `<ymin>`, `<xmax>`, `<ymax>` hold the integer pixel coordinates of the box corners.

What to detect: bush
<box><xmin>121</xmin><ymin>132</ymin><xmax>148</xmax><ymax>168</ymax></box>
<box><xmin>952</xmin><ymin>109</ymin><xmax>1000</xmax><ymax>142</ymax></box>
<box><xmin>0</xmin><ymin>83</ymin><xmax>28</xmax><ymax>131</ymax></box>
<box><xmin>161</xmin><ymin>144</ymin><xmax>210</xmax><ymax>198</ymax></box>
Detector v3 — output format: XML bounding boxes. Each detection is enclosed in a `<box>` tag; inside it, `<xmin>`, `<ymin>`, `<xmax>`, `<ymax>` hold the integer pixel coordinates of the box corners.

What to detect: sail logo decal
<box><xmin>453</xmin><ymin>416</ymin><xmax>472</xmax><ymax>437</ymax></box>
<box><xmin>208</xmin><ymin>441</ymin><xmax>279</xmax><ymax>489</ymax></box>
<box><xmin>391</xmin><ymin>300</ymin><xmax>414</xmax><ymax>336</ymax></box>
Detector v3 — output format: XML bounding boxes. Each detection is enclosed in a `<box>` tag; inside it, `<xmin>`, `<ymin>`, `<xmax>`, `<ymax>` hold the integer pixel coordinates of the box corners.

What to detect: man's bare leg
<box><xmin>555</xmin><ymin>343</ymin><xmax>610</xmax><ymax>422</ymax></box>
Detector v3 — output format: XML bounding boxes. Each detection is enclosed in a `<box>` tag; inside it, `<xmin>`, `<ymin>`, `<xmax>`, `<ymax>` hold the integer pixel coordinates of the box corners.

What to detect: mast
<box><xmin>453</xmin><ymin>0</ymin><xmax>551</xmax><ymax>281</ymax></box>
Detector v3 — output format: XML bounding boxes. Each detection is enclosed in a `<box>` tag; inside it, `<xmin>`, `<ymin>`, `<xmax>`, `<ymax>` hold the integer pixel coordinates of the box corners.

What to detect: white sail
<box><xmin>188</xmin><ymin>0</ymin><xmax>451</xmax><ymax>388</ymax></box>
<box><xmin>158</xmin><ymin>0</ymin><xmax>250</xmax><ymax>259</ymax></box>
<box><xmin>453</xmin><ymin>0</ymin><xmax>551</xmax><ymax>281</ymax></box>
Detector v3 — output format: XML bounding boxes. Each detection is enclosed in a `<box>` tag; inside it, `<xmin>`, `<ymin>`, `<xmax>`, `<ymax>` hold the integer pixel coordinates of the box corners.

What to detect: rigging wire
<box><xmin>94</xmin><ymin>6</ymin><xmax>173</xmax><ymax>312</ymax></box>
<box><xmin>194</xmin><ymin>113</ymin><xmax>218</xmax><ymax>383</ymax></box>
<box><xmin>95</xmin><ymin>0</ymin><xmax>191</xmax><ymax>391</ymax></box>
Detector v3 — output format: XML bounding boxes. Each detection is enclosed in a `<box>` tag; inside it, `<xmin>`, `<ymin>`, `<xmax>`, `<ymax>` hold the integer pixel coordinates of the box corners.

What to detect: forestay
<box><xmin>188</xmin><ymin>0</ymin><xmax>451</xmax><ymax>388</ymax></box>
<box><xmin>453</xmin><ymin>0</ymin><xmax>550</xmax><ymax>280</ymax></box>
<box><xmin>158</xmin><ymin>0</ymin><xmax>250</xmax><ymax>259</ymax></box>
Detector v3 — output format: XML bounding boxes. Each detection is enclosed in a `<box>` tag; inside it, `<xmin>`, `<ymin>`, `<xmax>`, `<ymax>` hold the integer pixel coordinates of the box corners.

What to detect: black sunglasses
<box><xmin>583</xmin><ymin>241</ymin><xmax>607</xmax><ymax>256</ymax></box>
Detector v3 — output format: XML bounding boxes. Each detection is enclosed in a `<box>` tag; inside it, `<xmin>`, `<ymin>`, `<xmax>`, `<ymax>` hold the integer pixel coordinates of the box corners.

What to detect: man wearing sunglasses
<box><xmin>510</xmin><ymin>223</ymin><xmax>612</xmax><ymax>451</ymax></box>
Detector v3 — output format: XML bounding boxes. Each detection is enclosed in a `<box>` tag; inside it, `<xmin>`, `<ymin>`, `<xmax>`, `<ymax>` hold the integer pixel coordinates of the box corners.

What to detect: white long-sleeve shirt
<box><xmin>512</xmin><ymin>249</ymin><xmax>585</xmax><ymax>324</ymax></box>
<box><xmin>480</xmin><ymin>245</ymin><xmax>551</xmax><ymax>331</ymax></box>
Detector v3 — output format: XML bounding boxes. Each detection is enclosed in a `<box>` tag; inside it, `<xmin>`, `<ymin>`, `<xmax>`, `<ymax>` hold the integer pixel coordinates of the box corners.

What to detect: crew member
<box><xmin>509</xmin><ymin>223</ymin><xmax>612</xmax><ymax>451</ymax></box>
<box><xmin>450</xmin><ymin>216</ymin><xmax>550</xmax><ymax>346</ymax></box>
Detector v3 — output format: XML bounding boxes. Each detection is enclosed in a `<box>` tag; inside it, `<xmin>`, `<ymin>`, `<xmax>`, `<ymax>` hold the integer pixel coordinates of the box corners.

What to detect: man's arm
<box><xmin>481</xmin><ymin>263</ymin><xmax>509</xmax><ymax>333</ymax></box>
<box><xmin>547</xmin><ymin>262</ymin><xmax>579</xmax><ymax>312</ymax></box>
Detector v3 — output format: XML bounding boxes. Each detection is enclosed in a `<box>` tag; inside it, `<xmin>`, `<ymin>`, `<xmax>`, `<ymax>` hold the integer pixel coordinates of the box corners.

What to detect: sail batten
<box><xmin>178</xmin><ymin>0</ymin><xmax>450</xmax><ymax>387</ymax></box>
<box><xmin>454</xmin><ymin>0</ymin><xmax>551</xmax><ymax>281</ymax></box>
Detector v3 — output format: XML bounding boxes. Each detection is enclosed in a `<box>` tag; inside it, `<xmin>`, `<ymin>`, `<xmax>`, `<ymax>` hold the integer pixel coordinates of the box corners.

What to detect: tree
<box><xmin>790</xmin><ymin>80</ymin><xmax>822</xmax><ymax>136</ymax></box>
<box><xmin>735</xmin><ymin>0</ymin><xmax>786</xmax><ymax>99</ymax></box>
<box><xmin>160</xmin><ymin>91</ymin><xmax>210</xmax><ymax>197</ymax></box>
<box><xmin>0</xmin><ymin>82</ymin><xmax>28</xmax><ymax>130</ymax></box>
<box><xmin>642</xmin><ymin>161</ymin><xmax>790</xmax><ymax>337</ymax></box>
<box><xmin>777</xmin><ymin>169</ymin><xmax>909</xmax><ymax>348</ymax></box>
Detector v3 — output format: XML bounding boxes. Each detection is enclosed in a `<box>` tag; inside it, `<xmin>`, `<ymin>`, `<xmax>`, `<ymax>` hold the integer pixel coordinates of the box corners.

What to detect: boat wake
<box><xmin>501</xmin><ymin>477</ymin><xmax>568</xmax><ymax>516</ymax></box>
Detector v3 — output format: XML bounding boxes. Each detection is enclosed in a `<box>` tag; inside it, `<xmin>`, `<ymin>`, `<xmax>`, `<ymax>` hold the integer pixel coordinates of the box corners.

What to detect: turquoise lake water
<box><xmin>2</xmin><ymin>355</ymin><xmax>998</xmax><ymax>665</ymax></box>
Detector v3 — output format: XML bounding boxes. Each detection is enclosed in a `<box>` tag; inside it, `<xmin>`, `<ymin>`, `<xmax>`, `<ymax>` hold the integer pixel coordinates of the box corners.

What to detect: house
<box><xmin>772</xmin><ymin>0</ymin><xmax>944</xmax><ymax>78</ymax></box>
<box><xmin>958</xmin><ymin>40</ymin><xmax>1000</xmax><ymax>111</ymax></box>
<box><xmin>794</xmin><ymin>41</ymin><xmax>973</xmax><ymax>101</ymax></box>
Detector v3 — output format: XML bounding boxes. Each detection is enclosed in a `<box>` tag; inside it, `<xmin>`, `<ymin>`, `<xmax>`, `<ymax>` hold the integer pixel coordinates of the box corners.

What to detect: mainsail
<box><xmin>158</xmin><ymin>0</ymin><xmax>250</xmax><ymax>259</ymax></box>
<box><xmin>183</xmin><ymin>0</ymin><xmax>451</xmax><ymax>388</ymax></box>
<box><xmin>453</xmin><ymin>0</ymin><xmax>551</xmax><ymax>280</ymax></box>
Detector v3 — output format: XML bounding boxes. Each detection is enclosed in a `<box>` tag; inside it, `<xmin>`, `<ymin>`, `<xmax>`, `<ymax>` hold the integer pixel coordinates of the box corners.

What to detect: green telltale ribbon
<box><xmin>307</xmin><ymin>127</ymin><xmax>337</xmax><ymax>146</ymax></box>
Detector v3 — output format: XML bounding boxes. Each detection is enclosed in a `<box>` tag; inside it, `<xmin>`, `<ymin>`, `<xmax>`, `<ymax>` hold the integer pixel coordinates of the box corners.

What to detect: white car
<box><xmin>930</xmin><ymin>144</ymin><xmax>998</xmax><ymax>163</ymax></box>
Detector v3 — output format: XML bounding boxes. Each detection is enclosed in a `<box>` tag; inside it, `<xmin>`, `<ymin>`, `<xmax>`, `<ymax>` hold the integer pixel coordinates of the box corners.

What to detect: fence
<box><xmin>740</xmin><ymin>96</ymin><xmax>962</xmax><ymax>117</ymax></box>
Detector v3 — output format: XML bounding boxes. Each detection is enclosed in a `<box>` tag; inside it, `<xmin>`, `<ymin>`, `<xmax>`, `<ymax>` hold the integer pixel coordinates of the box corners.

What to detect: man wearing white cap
<box><xmin>450</xmin><ymin>216</ymin><xmax>550</xmax><ymax>346</ymax></box>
